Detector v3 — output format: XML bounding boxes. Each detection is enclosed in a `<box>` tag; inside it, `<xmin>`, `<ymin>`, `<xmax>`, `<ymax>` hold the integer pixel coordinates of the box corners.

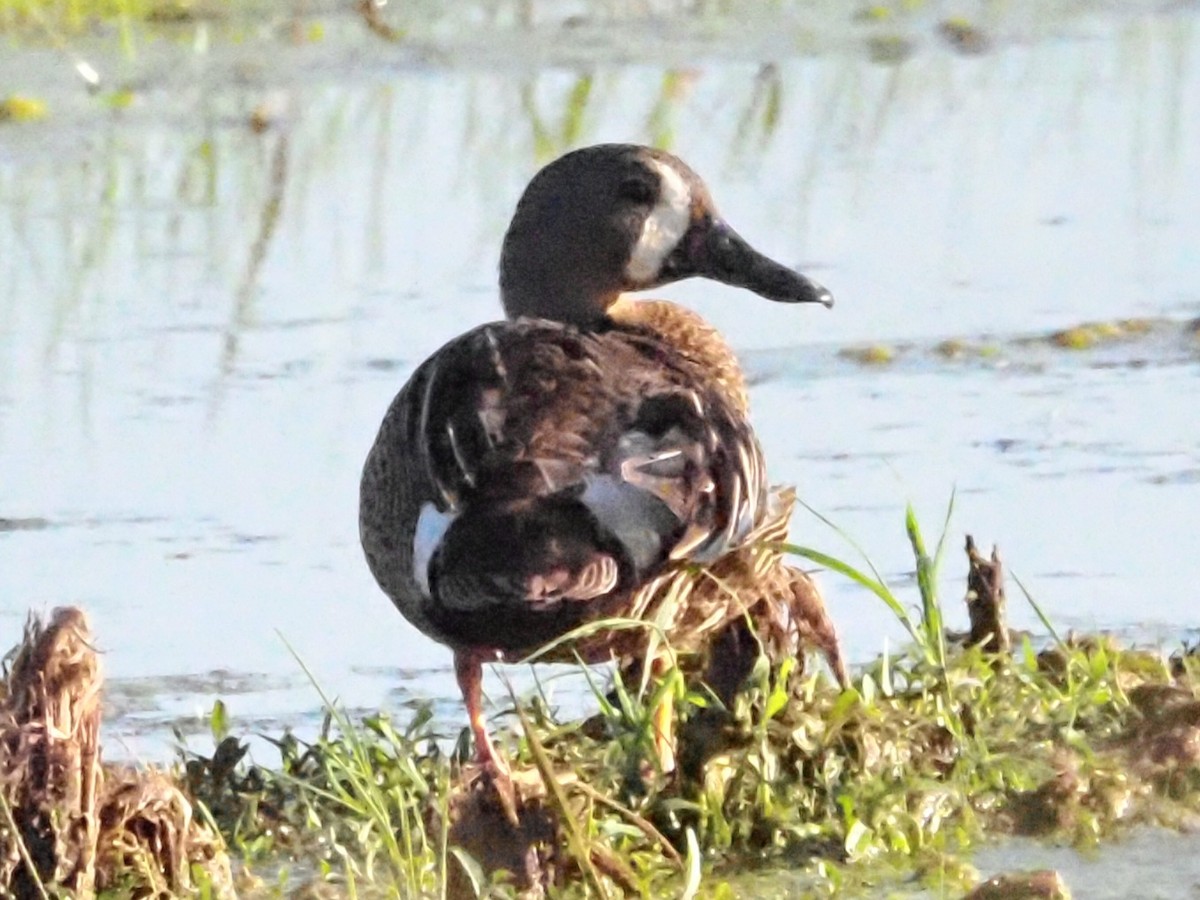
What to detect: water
<box><xmin>1</xmin><ymin>2</ymin><xmax>1198</xmax><ymax>762</ymax></box>
<box><xmin>726</xmin><ymin>825</ymin><xmax>1200</xmax><ymax>896</ymax></box>
<box><xmin>972</xmin><ymin>828</ymin><xmax>1200</xmax><ymax>899</ymax></box>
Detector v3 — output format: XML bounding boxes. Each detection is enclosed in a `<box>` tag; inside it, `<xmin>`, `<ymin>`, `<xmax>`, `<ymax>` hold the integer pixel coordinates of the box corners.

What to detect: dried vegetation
<box><xmin>0</xmin><ymin>609</ymin><xmax>231</xmax><ymax>898</ymax></box>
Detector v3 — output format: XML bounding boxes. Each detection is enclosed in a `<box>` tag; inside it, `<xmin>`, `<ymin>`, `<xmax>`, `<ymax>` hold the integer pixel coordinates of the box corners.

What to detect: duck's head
<box><xmin>500</xmin><ymin>143</ymin><xmax>833</xmax><ymax>328</ymax></box>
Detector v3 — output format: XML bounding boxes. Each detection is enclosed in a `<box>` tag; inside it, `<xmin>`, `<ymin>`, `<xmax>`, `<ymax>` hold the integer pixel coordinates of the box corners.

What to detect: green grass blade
<box><xmin>905</xmin><ymin>503</ymin><xmax>944</xmax><ymax>668</ymax></box>
<box><xmin>778</xmin><ymin>541</ymin><xmax>922</xmax><ymax>645</ymax></box>
<box><xmin>797</xmin><ymin>497</ymin><xmax>896</xmax><ymax>591</ymax></box>
<box><xmin>277</xmin><ymin>633</ymin><xmax>411</xmax><ymax>881</ymax></box>
<box><xmin>514</xmin><ymin>700</ymin><xmax>609</xmax><ymax>898</ymax></box>
<box><xmin>1012</xmin><ymin>569</ymin><xmax>1066</xmax><ymax>651</ymax></box>
<box><xmin>680</xmin><ymin>826</ymin><xmax>702</xmax><ymax>900</ymax></box>
<box><xmin>931</xmin><ymin>487</ymin><xmax>958</xmax><ymax>573</ymax></box>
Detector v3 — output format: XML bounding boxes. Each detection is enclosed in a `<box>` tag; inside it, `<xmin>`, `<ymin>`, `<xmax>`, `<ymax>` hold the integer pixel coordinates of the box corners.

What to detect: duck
<box><xmin>359</xmin><ymin>143</ymin><xmax>836</xmax><ymax>780</ymax></box>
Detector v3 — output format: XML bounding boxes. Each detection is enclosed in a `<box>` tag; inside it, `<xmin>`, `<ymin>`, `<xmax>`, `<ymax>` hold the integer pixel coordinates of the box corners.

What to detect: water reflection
<box><xmin>0</xmin><ymin>3</ymin><xmax>1197</xmax><ymax>757</ymax></box>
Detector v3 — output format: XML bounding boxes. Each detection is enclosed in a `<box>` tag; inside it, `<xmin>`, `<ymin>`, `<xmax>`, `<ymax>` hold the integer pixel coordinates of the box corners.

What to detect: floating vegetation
<box><xmin>937</xmin><ymin>18</ymin><xmax>991</xmax><ymax>55</ymax></box>
<box><xmin>1048</xmin><ymin>318</ymin><xmax>1155</xmax><ymax>350</ymax></box>
<box><xmin>0</xmin><ymin>95</ymin><xmax>47</xmax><ymax>123</ymax></box>
<box><xmin>831</xmin><ymin>316</ymin><xmax>1192</xmax><ymax>374</ymax></box>
<box><xmin>934</xmin><ymin>338</ymin><xmax>971</xmax><ymax>359</ymax></box>
<box><xmin>102</xmin><ymin>87</ymin><xmax>136</xmax><ymax>110</ymax></box>
<box><xmin>864</xmin><ymin>34</ymin><xmax>915</xmax><ymax>66</ymax></box>
<box><xmin>930</xmin><ymin>339</ymin><xmax>1003</xmax><ymax>361</ymax></box>
<box><xmin>0</xmin><ymin>0</ymin><xmax>219</xmax><ymax>28</ymax></box>
<box><xmin>839</xmin><ymin>343</ymin><xmax>898</xmax><ymax>365</ymax></box>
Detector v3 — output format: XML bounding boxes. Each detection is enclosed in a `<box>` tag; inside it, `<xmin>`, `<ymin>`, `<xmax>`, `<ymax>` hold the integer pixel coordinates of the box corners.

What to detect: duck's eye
<box><xmin>618</xmin><ymin>176</ymin><xmax>657</xmax><ymax>205</ymax></box>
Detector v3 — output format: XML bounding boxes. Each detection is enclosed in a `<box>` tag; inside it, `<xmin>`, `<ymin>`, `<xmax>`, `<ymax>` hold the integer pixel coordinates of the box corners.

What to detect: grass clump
<box><xmin>2</xmin><ymin>506</ymin><xmax>1189</xmax><ymax>896</ymax></box>
<box><xmin>0</xmin><ymin>609</ymin><xmax>232</xmax><ymax>898</ymax></box>
<box><xmin>186</xmin><ymin>629</ymin><xmax>1200</xmax><ymax>896</ymax></box>
<box><xmin>184</xmin><ymin>700</ymin><xmax>457</xmax><ymax>896</ymax></box>
<box><xmin>180</xmin><ymin>507</ymin><xmax>1200</xmax><ymax>898</ymax></box>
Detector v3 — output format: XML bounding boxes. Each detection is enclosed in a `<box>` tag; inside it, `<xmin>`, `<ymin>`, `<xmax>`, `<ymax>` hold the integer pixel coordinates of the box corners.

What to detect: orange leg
<box><xmin>454</xmin><ymin>650</ymin><xmax>510</xmax><ymax>777</ymax></box>
<box><xmin>650</xmin><ymin>655</ymin><xmax>677</xmax><ymax>775</ymax></box>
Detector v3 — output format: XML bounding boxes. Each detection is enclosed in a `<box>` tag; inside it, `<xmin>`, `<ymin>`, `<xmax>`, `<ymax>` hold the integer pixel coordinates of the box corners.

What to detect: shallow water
<box><xmin>971</xmin><ymin>828</ymin><xmax>1200</xmax><ymax>899</ymax></box>
<box><xmin>1</xmin><ymin>2</ymin><xmax>1198</xmax><ymax>762</ymax></box>
<box><xmin>723</xmin><ymin>825</ymin><xmax>1200</xmax><ymax>897</ymax></box>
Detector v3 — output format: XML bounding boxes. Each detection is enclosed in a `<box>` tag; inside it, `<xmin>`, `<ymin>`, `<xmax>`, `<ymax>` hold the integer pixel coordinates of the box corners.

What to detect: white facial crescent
<box><xmin>624</xmin><ymin>158</ymin><xmax>692</xmax><ymax>285</ymax></box>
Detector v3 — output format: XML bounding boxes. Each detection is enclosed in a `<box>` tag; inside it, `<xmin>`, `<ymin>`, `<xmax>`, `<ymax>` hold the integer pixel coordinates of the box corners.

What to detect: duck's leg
<box><xmin>454</xmin><ymin>649</ymin><xmax>510</xmax><ymax>778</ymax></box>
<box><xmin>649</xmin><ymin>655</ymin><xmax>677</xmax><ymax>775</ymax></box>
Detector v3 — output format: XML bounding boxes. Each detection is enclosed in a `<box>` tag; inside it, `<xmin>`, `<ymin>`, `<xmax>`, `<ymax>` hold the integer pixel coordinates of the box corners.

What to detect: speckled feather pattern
<box><xmin>359</xmin><ymin>308</ymin><xmax>767</xmax><ymax>657</ymax></box>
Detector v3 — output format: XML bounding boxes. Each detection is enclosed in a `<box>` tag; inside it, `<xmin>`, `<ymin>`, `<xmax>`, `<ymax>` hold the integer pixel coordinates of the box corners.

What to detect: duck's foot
<box><xmin>461</xmin><ymin>755</ymin><xmax>520</xmax><ymax>827</ymax></box>
<box><xmin>473</xmin><ymin>756</ymin><xmax>554</xmax><ymax>829</ymax></box>
<box><xmin>447</xmin><ymin>763</ymin><xmax>556</xmax><ymax>896</ymax></box>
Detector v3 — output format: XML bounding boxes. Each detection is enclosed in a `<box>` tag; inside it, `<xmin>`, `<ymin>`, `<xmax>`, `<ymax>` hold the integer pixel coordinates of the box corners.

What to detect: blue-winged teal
<box><xmin>360</xmin><ymin>144</ymin><xmax>835</xmax><ymax>777</ymax></box>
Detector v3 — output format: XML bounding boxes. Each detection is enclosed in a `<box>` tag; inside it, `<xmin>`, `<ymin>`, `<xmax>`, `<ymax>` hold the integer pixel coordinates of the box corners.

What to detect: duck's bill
<box><xmin>663</xmin><ymin>219</ymin><xmax>834</xmax><ymax>308</ymax></box>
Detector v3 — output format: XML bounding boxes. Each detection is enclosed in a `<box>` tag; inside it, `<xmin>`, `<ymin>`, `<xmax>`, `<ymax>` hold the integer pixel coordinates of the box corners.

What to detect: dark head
<box><xmin>499</xmin><ymin>143</ymin><xmax>833</xmax><ymax>327</ymax></box>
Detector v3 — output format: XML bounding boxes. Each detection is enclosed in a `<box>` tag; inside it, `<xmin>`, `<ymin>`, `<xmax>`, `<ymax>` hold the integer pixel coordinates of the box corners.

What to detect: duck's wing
<box><xmin>359</xmin><ymin>319</ymin><xmax>766</xmax><ymax>654</ymax></box>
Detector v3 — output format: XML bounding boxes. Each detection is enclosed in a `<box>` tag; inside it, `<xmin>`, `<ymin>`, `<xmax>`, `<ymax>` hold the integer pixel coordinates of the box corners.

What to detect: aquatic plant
<box><xmin>176</xmin><ymin>508</ymin><xmax>1200</xmax><ymax>898</ymax></box>
<box><xmin>1</xmin><ymin>508</ymin><xmax>1196</xmax><ymax>896</ymax></box>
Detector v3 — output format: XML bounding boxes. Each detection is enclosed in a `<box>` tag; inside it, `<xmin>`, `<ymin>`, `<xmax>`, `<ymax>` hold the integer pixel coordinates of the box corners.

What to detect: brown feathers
<box><xmin>360</xmin><ymin>315</ymin><xmax>769</xmax><ymax>655</ymax></box>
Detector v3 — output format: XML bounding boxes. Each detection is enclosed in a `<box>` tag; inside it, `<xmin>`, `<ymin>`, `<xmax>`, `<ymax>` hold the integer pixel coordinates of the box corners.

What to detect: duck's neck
<box><xmin>500</xmin><ymin>270</ymin><xmax>619</xmax><ymax>329</ymax></box>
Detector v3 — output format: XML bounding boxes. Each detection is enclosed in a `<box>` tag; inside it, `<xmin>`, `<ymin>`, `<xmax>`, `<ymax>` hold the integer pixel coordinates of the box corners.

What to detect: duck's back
<box><xmin>359</xmin><ymin>317</ymin><xmax>767</xmax><ymax>657</ymax></box>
